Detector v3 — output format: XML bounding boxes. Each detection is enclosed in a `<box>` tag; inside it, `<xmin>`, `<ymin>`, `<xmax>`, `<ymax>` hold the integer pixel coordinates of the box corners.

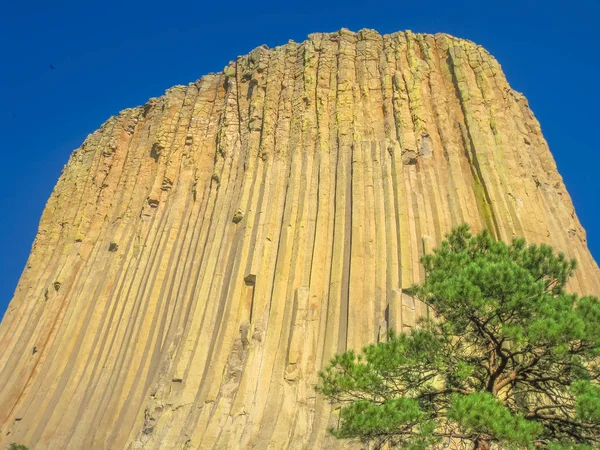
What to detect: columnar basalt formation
<box><xmin>0</xmin><ymin>29</ymin><xmax>598</xmax><ymax>449</ymax></box>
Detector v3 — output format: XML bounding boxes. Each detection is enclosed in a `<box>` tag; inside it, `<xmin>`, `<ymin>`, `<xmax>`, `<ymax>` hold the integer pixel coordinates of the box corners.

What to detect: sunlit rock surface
<box><xmin>1</xmin><ymin>29</ymin><xmax>598</xmax><ymax>449</ymax></box>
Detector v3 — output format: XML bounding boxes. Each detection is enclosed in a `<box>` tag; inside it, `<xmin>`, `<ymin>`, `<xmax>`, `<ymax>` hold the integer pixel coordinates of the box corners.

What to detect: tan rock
<box><xmin>0</xmin><ymin>29</ymin><xmax>598</xmax><ymax>449</ymax></box>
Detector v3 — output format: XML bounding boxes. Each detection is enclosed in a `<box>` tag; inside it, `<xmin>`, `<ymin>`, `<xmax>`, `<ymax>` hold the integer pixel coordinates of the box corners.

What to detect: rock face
<box><xmin>0</xmin><ymin>29</ymin><xmax>598</xmax><ymax>449</ymax></box>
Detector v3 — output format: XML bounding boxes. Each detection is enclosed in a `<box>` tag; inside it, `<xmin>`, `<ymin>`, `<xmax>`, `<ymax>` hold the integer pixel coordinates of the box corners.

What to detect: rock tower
<box><xmin>1</xmin><ymin>29</ymin><xmax>598</xmax><ymax>449</ymax></box>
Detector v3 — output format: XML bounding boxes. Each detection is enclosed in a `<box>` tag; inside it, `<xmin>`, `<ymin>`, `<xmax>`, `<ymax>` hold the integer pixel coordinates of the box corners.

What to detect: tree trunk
<box><xmin>474</xmin><ymin>437</ymin><xmax>490</xmax><ymax>450</ymax></box>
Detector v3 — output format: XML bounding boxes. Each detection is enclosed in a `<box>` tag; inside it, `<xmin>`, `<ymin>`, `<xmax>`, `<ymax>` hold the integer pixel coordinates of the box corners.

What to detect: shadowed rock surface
<box><xmin>0</xmin><ymin>28</ymin><xmax>598</xmax><ymax>449</ymax></box>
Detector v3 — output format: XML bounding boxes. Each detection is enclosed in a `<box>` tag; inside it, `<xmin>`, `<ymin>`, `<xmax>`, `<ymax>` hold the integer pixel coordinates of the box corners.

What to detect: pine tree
<box><xmin>7</xmin><ymin>444</ymin><xmax>29</xmax><ymax>450</ymax></box>
<box><xmin>318</xmin><ymin>225</ymin><xmax>600</xmax><ymax>449</ymax></box>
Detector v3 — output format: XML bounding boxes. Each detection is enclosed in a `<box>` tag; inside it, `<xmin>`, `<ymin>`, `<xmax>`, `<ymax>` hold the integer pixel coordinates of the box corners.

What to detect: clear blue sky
<box><xmin>1</xmin><ymin>0</ymin><xmax>598</xmax><ymax>318</ymax></box>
